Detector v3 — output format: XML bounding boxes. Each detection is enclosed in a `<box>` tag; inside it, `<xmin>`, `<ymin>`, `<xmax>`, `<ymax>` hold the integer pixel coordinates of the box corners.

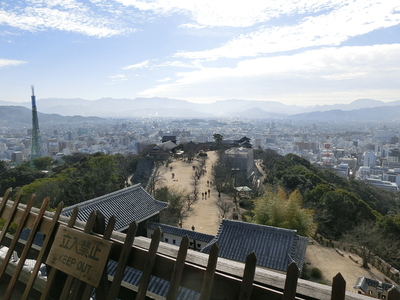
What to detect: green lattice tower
<box><xmin>30</xmin><ymin>85</ymin><xmax>41</xmax><ymax>162</ymax></box>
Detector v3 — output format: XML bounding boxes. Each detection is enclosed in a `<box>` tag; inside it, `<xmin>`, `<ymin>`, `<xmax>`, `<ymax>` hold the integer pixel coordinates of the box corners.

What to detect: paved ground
<box><xmin>157</xmin><ymin>150</ymin><xmax>393</xmax><ymax>292</ymax></box>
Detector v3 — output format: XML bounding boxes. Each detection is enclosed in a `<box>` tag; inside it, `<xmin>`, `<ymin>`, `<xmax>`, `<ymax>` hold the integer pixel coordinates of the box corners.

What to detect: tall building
<box><xmin>30</xmin><ymin>86</ymin><xmax>41</xmax><ymax>161</ymax></box>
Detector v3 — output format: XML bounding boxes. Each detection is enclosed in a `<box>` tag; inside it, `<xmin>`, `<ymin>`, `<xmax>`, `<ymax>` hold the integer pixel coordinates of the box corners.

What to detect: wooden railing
<box><xmin>0</xmin><ymin>189</ymin><xmax>399</xmax><ymax>300</ymax></box>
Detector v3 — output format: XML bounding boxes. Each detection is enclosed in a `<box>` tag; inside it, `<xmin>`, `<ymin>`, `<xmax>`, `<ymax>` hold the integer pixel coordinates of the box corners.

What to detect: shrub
<box><xmin>311</xmin><ymin>267</ymin><xmax>322</xmax><ymax>279</ymax></box>
<box><xmin>300</xmin><ymin>263</ymin><xmax>311</xmax><ymax>280</ymax></box>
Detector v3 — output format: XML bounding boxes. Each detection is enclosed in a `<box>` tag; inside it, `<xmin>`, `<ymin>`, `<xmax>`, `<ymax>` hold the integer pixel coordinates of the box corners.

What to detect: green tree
<box><xmin>0</xmin><ymin>163</ymin><xmax>46</xmax><ymax>196</ymax></box>
<box><xmin>252</xmin><ymin>186</ymin><xmax>316</xmax><ymax>236</ymax></box>
<box><xmin>213</xmin><ymin>133</ymin><xmax>223</xmax><ymax>149</ymax></box>
<box><xmin>32</xmin><ymin>156</ymin><xmax>54</xmax><ymax>170</ymax></box>
<box><xmin>317</xmin><ymin>189</ymin><xmax>378</xmax><ymax>239</ymax></box>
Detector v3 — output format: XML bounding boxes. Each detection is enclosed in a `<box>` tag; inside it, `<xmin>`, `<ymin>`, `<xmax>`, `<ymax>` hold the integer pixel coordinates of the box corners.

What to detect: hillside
<box><xmin>0</xmin><ymin>106</ymin><xmax>103</xmax><ymax>124</ymax></box>
<box><xmin>1</xmin><ymin>97</ymin><xmax>399</xmax><ymax>119</ymax></box>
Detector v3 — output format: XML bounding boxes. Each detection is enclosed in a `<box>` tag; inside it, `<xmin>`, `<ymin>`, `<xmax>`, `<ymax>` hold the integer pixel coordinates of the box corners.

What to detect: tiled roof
<box><xmin>354</xmin><ymin>276</ymin><xmax>397</xmax><ymax>293</ymax></box>
<box><xmin>61</xmin><ymin>184</ymin><xmax>168</xmax><ymax>231</ymax></box>
<box><xmin>19</xmin><ymin>228</ymin><xmax>45</xmax><ymax>247</ymax></box>
<box><xmin>145</xmin><ymin>221</ymin><xmax>215</xmax><ymax>243</ymax></box>
<box><xmin>201</xmin><ymin>220</ymin><xmax>308</xmax><ymax>273</ymax></box>
<box><xmin>107</xmin><ymin>260</ymin><xmax>199</xmax><ymax>300</ymax></box>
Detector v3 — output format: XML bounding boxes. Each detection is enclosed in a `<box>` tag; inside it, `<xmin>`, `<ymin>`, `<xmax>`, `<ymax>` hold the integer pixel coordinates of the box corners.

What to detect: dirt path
<box><xmin>157</xmin><ymin>151</ymin><xmax>222</xmax><ymax>235</ymax></box>
<box><xmin>156</xmin><ymin>151</ymin><xmax>395</xmax><ymax>292</ymax></box>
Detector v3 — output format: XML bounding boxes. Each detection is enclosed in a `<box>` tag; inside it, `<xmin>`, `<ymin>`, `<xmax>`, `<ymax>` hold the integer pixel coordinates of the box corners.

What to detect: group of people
<box><xmin>202</xmin><ymin>189</ymin><xmax>211</xmax><ymax>199</ymax></box>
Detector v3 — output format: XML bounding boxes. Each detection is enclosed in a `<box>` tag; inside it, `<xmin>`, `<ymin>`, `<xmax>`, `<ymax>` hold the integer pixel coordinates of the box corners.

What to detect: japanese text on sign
<box><xmin>46</xmin><ymin>225</ymin><xmax>112</xmax><ymax>287</ymax></box>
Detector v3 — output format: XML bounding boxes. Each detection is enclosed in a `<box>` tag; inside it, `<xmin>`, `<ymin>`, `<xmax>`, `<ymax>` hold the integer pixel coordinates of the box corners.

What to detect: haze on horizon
<box><xmin>1</xmin><ymin>0</ymin><xmax>400</xmax><ymax>106</ymax></box>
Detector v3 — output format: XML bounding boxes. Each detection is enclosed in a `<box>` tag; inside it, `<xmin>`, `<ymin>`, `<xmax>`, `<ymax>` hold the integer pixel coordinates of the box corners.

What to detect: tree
<box><xmin>252</xmin><ymin>186</ymin><xmax>316</xmax><ymax>237</ymax></box>
<box><xmin>0</xmin><ymin>160</ymin><xmax>8</xmax><ymax>174</ymax></box>
<box><xmin>146</xmin><ymin>166</ymin><xmax>165</xmax><ymax>196</ymax></box>
<box><xmin>32</xmin><ymin>156</ymin><xmax>53</xmax><ymax>170</ymax></box>
<box><xmin>342</xmin><ymin>222</ymin><xmax>400</xmax><ymax>269</ymax></box>
<box><xmin>317</xmin><ymin>189</ymin><xmax>378</xmax><ymax>239</ymax></box>
<box><xmin>0</xmin><ymin>163</ymin><xmax>46</xmax><ymax>196</ymax></box>
<box><xmin>216</xmin><ymin>198</ymin><xmax>234</xmax><ymax>220</ymax></box>
<box><xmin>189</xmin><ymin>172</ymin><xmax>200</xmax><ymax>208</ymax></box>
<box><xmin>156</xmin><ymin>186</ymin><xmax>189</xmax><ymax>226</ymax></box>
<box><xmin>212</xmin><ymin>153</ymin><xmax>234</xmax><ymax>197</ymax></box>
<box><xmin>213</xmin><ymin>133</ymin><xmax>223</xmax><ymax>149</ymax></box>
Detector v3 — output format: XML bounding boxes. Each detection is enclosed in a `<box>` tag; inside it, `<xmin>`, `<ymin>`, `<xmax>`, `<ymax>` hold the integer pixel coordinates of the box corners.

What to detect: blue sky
<box><xmin>1</xmin><ymin>0</ymin><xmax>400</xmax><ymax>106</ymax></box>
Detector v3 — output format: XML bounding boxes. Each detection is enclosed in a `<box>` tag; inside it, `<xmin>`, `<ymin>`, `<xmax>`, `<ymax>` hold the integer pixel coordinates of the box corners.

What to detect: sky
<box><xmin>1</xmin><ymin>0</ymin><xmax>400</xmax><ymax>106</ymax></box>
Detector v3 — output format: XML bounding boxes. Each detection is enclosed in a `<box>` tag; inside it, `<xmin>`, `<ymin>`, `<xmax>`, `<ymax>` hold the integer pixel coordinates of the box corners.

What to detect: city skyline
<box><xmin>1</xmin><ymin>0</ymin><xmax>400</xmax><ymax>105</ymax></box>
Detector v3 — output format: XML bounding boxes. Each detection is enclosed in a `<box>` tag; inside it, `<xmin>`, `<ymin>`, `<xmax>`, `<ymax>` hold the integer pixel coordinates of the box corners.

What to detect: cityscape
<box><xmin>3</xmin><ymin>97</ymin><xmax>400</xmax><ymax>193</ymax></box>
<box><xmin>1</xmin><ymin>0</ymin><xmax>400</xmax><ymax>298</ymax></box>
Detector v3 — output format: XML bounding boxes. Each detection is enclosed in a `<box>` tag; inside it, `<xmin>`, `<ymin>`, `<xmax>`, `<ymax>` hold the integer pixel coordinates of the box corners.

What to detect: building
<box><xmin>161</xmin><ymin>135</ymin><xmax>177</xmax><ymax>144</ymax></box>
<box><xmin>145</xmin><ymin>221</ymin><xmax>214</xmax><ymax>251</ymax></box>
<box><xmin>61</xmin><ymin>184</ymin><xmax>168</xmax><ymax>235</ymax></box>
<box><xmin>225</xmin><ymin>147</ymin><xmax>254</xmax><ymax>174</ymax></box>
<box><xmin>201</xmin><ymin>220</ymin><xmax>308</xmax><ymax>273</ymax></box>
<box><xmin>363</xmin><ymin>150</ymin><xmax>377</xmax><ymax>167</ymax></box>
<box><xmin>353</xmin><ymin>276</ymin><xmax>399</xmax><ymax>299</ymax></box>
<box><xmin>363</xmin><ymin>178</ymin><xmax>399</xmax><ymax>192</ymax></box>
<box><xmin>11</xmin><ymin>151</ymin><xmax>23</xmax><ymax>163</ymax></box>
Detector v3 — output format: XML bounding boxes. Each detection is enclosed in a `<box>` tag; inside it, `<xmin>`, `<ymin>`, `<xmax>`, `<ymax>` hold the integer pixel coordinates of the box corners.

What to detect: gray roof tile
<box><xmin>201</xmin><ymin>220</ymin><xmax>308</xmax><ymax>273</ymax></box>
<box><xmin>145</xmin><ymin>222</ymin><xmax>215</xmax><ymax>243</ymax></box>
<box><xmin>61</xmin><ymin>184</ymin><xmax>168</xmax><ymax>231</ymax></box>
<box><xmin>107</xmin><ymin>260</ymin><xmax>199</xmax><ymax>300</ymax></box>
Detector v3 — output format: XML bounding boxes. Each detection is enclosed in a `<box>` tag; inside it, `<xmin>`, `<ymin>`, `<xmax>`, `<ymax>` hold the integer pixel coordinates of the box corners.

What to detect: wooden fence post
<box><xmin>331</xmin><ymin>273</ymin><xmax>346</xmax><ymax>300</ymax></box>
<box><xmin>4</xmin><ymin>197</ymin><xmax>50</xmax><ymax>299</ymax></box>
<box><xmin>136</xmin><ymin>226</ymin><xmax>162</xmax><ymax>300</ymax></box>
<box><xmin>40</xmin><ymin>206</ymin><xmax>79</xmax><ymax>300</ymax></box>
<box><xmin>0</xmin><ymin>193</ymin><xmax>35</xmax><ymax>279</ymax></box>
<box><xmin>166</xmin><ymin>235</ymin><xmax>189</xmax><ymax>300</ymax></box>
<box><xmin>238</xmin><ymin>252</ymin><xmax>257</xmax><ymax>300</ymax></box>
<box><xmin>59</xmin><ymin>211</ymin><xmax>98</xmax><ymax>300</ymax></box>
<box><xmin>388</xmin><ymin>286</ymin><xmax>400</xmax><ymax>300</ymax></box>
<box><xmin>199</xmin><ymin>243</ymin><xmax>219</xmax><ymax>300</ymax></box>
<box><xmin>282</xmin><ymin>262</ymin><xmax>299</xmax><ymax>300</ymax></box>
<box><xmin>106</xmin><ymin>221</ymin><xmax>137</xmax><ymax>300</ymax></box>
<box><xmin>21</xmin><ymin>201</ymin><xmax>64</xmax><ymax>300</ymax></box>
<box><xmin>0</xmin><ymin>190</ymin><xmax>23</xmax><ymax>246</ymax></box>
<box><xmin>83</xmin><ymin>212</ymin><xmax>116</xmax><ymax>300</ymax></box>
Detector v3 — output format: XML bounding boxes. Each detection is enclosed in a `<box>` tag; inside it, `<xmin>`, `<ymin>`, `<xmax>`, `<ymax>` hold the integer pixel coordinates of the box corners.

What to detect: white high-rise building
<box><xmin>363</xmin><ymin>150</ymin><xmax>376</xmax><ymax>167</ymax></box>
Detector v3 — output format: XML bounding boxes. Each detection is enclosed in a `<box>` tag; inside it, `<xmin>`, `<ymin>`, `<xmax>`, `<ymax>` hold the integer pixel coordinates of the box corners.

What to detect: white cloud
<box><xmin>0</xmin><ymin>1</ymin><xmax>133</xmax><ymax>37</ymax></box>
<box><xmin>176</xmin><ymin>1</ymin><xmax>400</xmax><ymax>59</ymax></box>
<box><xmin>115</xmin><ymin>0</ymin><xmax>344</xmax><ymax>27</ymax></box>
<box><xmin>0</xmin><ymin>59</ymin><xmax>27</xmax><ymax>68</ymax></box>
<box><xmin>157</xmin><ymin>60</ymin><xmax>201</xmax><ymax>68</ymax></box>
<box><xmin>158</xmin><ymin>77</ymin><xmax>172</xmax><ymax>82</ymax></box>
<box><xmin>122</xmin><ymin>59</ymin><xmax>202</xmax><ymax>71</ymax></box>
<box><xmin>140</xmin><ymin>44</ymin><xmax>400</xmax><ymax>99</ymax></box>
<box><xmin>122</xmin><ymin>60</ymin><xmax>150</xmax><ymax>70</ymax></box>
<box><xmin>105</xmin><ymin>74</ymin><xmax>128</xmax><ymax>84</ymax></box>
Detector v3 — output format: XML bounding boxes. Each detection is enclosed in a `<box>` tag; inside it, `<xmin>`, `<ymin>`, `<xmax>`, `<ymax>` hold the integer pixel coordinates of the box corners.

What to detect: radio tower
<box><xmin>30</xmin><ymin>85</ymin><xmax>41</xmax><ymax>161</ymax></box>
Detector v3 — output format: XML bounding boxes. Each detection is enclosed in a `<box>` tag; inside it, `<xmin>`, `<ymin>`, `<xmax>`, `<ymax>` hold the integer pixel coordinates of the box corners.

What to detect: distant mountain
<box><xmin>290</xmin><ymin>106</ymin><xmax>400</xmax><ymax>122</ymax></box>
<box><xmin>0</xmin><ymin>97</ymin><xmax>399</xmax><ymax>118</ymax></box>
<box><xmin>301</xmin><ymin>99</ymin><xmax>400</xmax><ymax>113</ymax></box>
<box><xmin>0</xmin><ymin>106</ymin><xmax>103</xmax><ymax>124</ymax></box>
<box><xmin>233</xmin><ymin>107</ymin><xmax>287</xmax><ymax>118</ymax></box>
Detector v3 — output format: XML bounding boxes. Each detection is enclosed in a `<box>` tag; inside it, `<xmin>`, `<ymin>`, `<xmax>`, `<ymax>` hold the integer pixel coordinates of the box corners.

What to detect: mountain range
<box><xmin>0</xmin><ymin>97</ymin><xmax>399</xmax><ymax>121</ymax></box>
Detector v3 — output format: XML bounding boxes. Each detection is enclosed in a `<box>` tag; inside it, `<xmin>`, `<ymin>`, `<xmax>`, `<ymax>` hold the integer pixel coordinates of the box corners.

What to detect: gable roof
<box><xmin>353</xmin><ymin>276</ymin><xmax>398</xmax><ymax>293</ymax></box>
<box><xmin>156</xmin><ymin>141</ymin><xmax>177</xmax><ymax>151</ymax></box>
<box><xmin>61</xmin><ymin>184</ymin><xmax>168</xmax><ymax>232</ymax></box>
<box><xmin>161</xmin><ymin>135</ymin><xmax>177</xmax><ymax>143</ymax></box>
<box><xmin>145</xmin><ymin>221</ymin><xmax>215</xmax><ymax>243</ymax></box>
<box><xmin>201</xmin><ymin>220</ymin><xmax>308</xmax><ymax>273</ymax></box>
